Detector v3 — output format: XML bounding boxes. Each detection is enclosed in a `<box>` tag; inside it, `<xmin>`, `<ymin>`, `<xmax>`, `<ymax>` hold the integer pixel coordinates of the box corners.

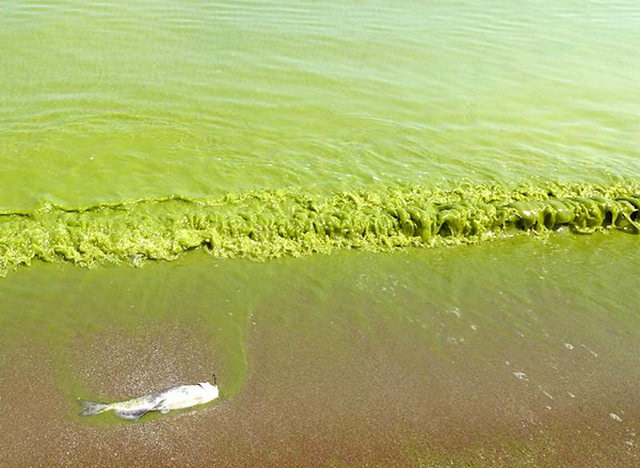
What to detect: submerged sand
<box><xmin>2</xmin><ymin>237</ymin><xmax>639</xmax><ymax>467</ymax></box>
<box><xmin>2</xmin><ymin>300</ymin><xmax>638</xmax><ymax>468</ymax></box>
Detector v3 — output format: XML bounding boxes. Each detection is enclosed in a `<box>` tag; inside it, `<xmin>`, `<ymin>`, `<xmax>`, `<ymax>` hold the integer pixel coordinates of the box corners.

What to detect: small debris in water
<box><xmin>609</xmin><ymin>413</ymin><xmax>623</xmax><ymax>423</ymax></box>
<box><xmin>540</xmin><ymin>389</ymin><xmax>554</xmax><ymax>400</ymax></box>
<box><xmin>513</xmin><ymin>371</ymin><xmax>527</xmax><ymax>380</ymax></box>
<box><xmin>568</xmin><ymin>392</ymin><xmax>576</xmax><ymax>398</ymax></box>
<box><xmin>580</xmin><ymin>344</ymin><xmax>598</xmax><ymax>357</ymax></box>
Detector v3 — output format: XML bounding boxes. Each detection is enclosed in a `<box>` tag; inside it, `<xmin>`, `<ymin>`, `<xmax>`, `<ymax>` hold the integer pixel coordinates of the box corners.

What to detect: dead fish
<box><xmin>78</xmin><ymin>376</ymin><xmax>219</xmax><ymax>421</ymax></box>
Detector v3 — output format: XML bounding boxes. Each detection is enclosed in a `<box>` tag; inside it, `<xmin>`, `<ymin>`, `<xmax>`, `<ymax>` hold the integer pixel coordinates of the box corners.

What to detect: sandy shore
<box><xmin>2</xmin><ymin>298</ymin><xmax>638</xmax><ymax>468</ymax></box>
<box><xmin>3</xmin><ymin>237</ymin><xmax>640</xmax><ymax>467</ymax></box>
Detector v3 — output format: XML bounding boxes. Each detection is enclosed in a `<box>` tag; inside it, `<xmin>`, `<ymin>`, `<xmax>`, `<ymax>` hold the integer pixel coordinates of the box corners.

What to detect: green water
<box><xmin>2</xmin><ymin>232</ymin><xmax>640</xmax><ymax>409</ymax></box>
<box><xmin>2</xmin><ymin>0</ymin><xmax>639</xmax><ymax>211</ymax></box>
<box><xmin>1</xmin><ymin>1</ymin><xmax>639</xmax><ymax>465</ymax></box>
<box><xmin>2</xmin><ymin>1</ymin><xmax>639</xmax><ymax>274</ymax></box>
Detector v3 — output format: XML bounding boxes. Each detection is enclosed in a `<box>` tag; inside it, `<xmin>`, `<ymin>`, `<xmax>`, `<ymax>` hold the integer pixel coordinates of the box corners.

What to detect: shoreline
<box><xmin>2</xmin><ymin>237</ymin><xmax>638</xmax><ymax>467</ymax></box>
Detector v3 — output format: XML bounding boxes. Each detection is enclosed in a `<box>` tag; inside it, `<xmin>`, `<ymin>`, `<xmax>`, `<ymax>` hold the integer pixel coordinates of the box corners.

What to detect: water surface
<box><xmin>2</xmin><ymin>0</ymin><xmax>639</xmax><ymax>209</ymax></box>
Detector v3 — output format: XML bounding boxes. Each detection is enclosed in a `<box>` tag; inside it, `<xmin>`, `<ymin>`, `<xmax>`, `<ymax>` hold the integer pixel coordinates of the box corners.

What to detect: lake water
<box><xmin>2</xmin><ymin>0</ymin><xmax>639</xmax><ymax>210</ymax></box>
<box><xmin>1</xmin><ymin>1</ymin><xmax>639</xmax><ymax>466</ymax></box>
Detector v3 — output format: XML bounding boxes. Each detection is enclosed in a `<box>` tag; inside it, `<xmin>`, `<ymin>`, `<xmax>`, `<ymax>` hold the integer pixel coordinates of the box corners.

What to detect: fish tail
<box><xmin>78</xmin><ymin>399</ymin><xmax>111</xmax><ymax>416</ymax></box>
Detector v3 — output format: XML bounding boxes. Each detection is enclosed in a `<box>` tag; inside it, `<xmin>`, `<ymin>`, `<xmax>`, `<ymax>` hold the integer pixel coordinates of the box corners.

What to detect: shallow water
<box><xmin>2</xmin><ymin>233</ymin><xmax>639</xmax><ymax>466</ymax></box>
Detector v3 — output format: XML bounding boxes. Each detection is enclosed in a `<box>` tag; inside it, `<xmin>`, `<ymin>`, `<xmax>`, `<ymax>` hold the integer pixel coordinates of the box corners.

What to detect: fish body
<box><xmin>79</xmin><ymin>381</ymin><xmax>219</xmax><ymax>420</ymax></box>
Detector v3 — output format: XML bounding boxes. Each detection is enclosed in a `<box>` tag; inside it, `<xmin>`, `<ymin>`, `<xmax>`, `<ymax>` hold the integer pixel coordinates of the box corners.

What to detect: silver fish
<box><xmin>78</xmin><ymin>377</ymin><xmax>219</xmax><ymax>421</ymax></box>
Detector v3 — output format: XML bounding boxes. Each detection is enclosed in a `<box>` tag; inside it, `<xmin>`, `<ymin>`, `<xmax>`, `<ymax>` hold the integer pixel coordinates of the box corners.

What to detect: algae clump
<box><xmin>1</xmin><ymin>182</ymin><xmax>638</xmax><ymax>276</ymax></box>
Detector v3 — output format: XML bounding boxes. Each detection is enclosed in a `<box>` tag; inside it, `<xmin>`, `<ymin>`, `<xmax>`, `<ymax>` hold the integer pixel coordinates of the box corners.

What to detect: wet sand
<box><xmin>2</xmin><ymin>295</ymin><xmax>638</xmax><ymax>468</ymax></box>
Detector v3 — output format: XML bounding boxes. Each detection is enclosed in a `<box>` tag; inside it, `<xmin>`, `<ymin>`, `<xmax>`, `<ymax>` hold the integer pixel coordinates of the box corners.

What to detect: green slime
<box><xmin>1</xmin><ymin>181</ymin><xmax>638</xmax><ymax>277</ymax></box>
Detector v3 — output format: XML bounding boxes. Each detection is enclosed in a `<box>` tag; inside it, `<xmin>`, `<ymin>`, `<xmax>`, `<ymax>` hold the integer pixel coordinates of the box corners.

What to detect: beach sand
<box><xmin>2</xmin><ymin>292</ymin><xmax>638</xmax><ymax>468</ymax></box>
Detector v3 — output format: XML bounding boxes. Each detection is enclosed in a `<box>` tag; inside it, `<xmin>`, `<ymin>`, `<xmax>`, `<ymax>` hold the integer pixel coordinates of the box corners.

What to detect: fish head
<box><xmin>199</xmin><ymin>381</ymin><xmax>219</xmax><ymax>402</ymax></box>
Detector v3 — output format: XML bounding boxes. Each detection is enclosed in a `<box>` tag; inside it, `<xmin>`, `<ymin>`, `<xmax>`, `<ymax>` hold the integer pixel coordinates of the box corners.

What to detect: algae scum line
<box><xmin>1</xmin><ymin>181</ymin><xmax>638</xmax><ymax>276</ymax></box>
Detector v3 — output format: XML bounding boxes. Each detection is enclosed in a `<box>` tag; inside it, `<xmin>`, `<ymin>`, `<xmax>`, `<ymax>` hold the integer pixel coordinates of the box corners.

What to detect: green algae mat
<box><xmin>1</xmin><ymin>181</ymin><xmax>639</xmax><ymax>276</ymax></box>
<box><xmin>1</xmin><ymin>0</ymin><xmax>639</xmax><ymax>466</ymax></box>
